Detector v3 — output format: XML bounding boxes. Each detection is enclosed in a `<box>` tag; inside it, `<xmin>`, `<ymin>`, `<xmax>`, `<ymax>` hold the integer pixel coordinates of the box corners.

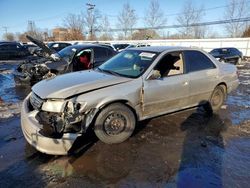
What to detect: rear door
<box><xmin>93</xmin><ymin>47</ymin><xmax>109</xmax><ymax>67</ymax></box>
<box><xmin>183</xmin><ymin>50</ymin><xmax>218</xmax><ymax>106</ymax></box>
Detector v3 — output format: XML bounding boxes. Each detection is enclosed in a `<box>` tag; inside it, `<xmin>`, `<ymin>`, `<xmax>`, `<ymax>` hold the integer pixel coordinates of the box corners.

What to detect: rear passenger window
<box><xmin>106</xmin><ymin>49</ymin><xmax>114</xmax><ymax>56</ymax></box>
<box><xmin>230</xmin><ymin>48</ymin><xmax>239</xmax><ymax>55</ymax></box>
<box><xmin>184</xmin><ymin>51</ymin><xmax>215</xmax><ymax>73</ymax></box>
<box><xmin>94</xmin><ymin>47</ymin><xmax>108</xmax><ymax>58</ymax></box>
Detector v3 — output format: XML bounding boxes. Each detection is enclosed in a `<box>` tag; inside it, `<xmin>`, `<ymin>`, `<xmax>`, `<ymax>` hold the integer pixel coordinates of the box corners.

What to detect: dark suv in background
<box><xmin>0</xmin><ymin>42</ymin><xmax>31</xmax><ymax>60</ymax></box>
<box><xmin>209</xmin><ymin>47</ymin><xmax>243</xmax><ymax>64</ymax></box>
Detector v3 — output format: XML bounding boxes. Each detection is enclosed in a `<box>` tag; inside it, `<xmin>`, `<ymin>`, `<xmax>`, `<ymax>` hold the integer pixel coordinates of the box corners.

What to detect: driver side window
<box><xmin>73</xmin><ymin>49</ymin><xmax>92</xmax><ymax>71</ymax></box>
<box><xmin>154</xmin><ymin>52</ymin><xmax>184</xmax><ymax>78</ymax></box>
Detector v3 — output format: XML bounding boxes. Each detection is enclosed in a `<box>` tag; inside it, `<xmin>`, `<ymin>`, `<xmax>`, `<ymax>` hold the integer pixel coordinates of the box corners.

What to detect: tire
<box><xmin>94</xmin><ymin>103</ymin><xmax>136</xmax><ymax>144</ymax></box>
<box><xmin>209</xmin><ymin>85</ymin><xmax>226</xmax><ymax>111</ymax></box>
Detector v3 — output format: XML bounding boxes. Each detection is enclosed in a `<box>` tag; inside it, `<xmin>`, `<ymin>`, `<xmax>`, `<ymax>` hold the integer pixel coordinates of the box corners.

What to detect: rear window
<box><xmin>184</xmin><ymin>50</ymin><xmax>216</xmax><ymax>73</ymax></box>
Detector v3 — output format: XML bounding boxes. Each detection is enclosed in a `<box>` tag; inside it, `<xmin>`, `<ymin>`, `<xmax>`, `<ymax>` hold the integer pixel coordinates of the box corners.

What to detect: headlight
<box><xmin>41</xmin><ymin>100</ymin><xmax>87</xmax><ymax>113</ymax></box>
<box><xmin>41</xmin><ymin>100</ymin><xmax>66</xmax><ymax>113</ymax></box>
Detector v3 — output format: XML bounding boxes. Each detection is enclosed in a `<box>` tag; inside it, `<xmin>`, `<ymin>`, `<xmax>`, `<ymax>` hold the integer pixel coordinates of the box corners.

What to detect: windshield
<box><xmin>98</xmin><ymin>50</ymin><xmax>158</xmax><ymax>78</ymax></box>
<box><xmin>57</xmin><ymin>46</ymin><xmax>77</xmax><ymax>62</ymax></box>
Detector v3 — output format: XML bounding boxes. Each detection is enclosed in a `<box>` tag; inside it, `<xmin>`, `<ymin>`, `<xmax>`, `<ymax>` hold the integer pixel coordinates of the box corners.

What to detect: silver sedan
<box><xmin>21</xmin><ymin>46</ymin><xmax>239</xmax><ymax>155</ymax></box>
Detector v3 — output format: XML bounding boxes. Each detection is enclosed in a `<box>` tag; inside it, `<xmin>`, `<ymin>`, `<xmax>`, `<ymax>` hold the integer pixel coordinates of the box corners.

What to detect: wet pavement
<box><xmin>0</xmin><ymin>61</ymin><xmax>249</xmax><ymax>187</ymax></box>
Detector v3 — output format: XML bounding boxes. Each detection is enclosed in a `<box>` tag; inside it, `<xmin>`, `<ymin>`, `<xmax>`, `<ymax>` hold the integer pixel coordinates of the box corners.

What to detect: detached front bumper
<box><xmin>21</xmin><ymin>96</ymin><xmax>79</xmax><ymax>155</ymax></box>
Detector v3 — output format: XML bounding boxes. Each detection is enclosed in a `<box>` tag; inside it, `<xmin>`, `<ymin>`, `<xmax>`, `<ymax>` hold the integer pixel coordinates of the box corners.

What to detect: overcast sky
<box><xmin>0</xmin><ymin>0</ymin><xmax>239</xmax><ymax>39</ymax></box>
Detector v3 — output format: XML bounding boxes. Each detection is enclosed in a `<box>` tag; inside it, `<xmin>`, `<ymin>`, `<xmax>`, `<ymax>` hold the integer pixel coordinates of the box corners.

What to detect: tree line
<box><xmin>3</xmin><ymin>0</ymin><xmax>250</xmax><ymax>42</ymax></box>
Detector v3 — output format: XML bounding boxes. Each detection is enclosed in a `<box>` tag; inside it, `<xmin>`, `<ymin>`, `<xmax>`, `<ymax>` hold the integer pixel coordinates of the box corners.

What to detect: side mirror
<box><xmin>148</xmin><ymin>70</ymin><xmax>161</xmax><ymax>80</ymax></box>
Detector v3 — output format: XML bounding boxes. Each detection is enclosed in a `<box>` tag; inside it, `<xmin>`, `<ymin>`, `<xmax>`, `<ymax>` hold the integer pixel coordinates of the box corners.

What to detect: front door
<box><xmin>143</xmin><ymin>51</ymin><xmax>190</xmax><ymax>118</ymax></box>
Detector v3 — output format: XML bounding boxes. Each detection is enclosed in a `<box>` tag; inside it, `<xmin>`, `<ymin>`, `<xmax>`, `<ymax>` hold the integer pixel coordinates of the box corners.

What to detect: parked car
<box><xmin>113</xmin><ymin>43</ymin><xmax>130</xmax><ymax>51</ymax></box>
<box><xmin>94</xmin><ymin>43</ymin><xmax>117</xmax><ymax>51</ymax></box>
<box><xmin>21</xmin><ymin>46</ymin><xmax>239</xmax><ymax>155</ymax></box>
<box><xmin>0</xmin><ymin>41</ymin><xmax>31</xmax><ymax>60</ymax></box>
<box><xmin>209</xmin><ymin>47</ymin><xmax>243</xmax><ymax>64</ymax></box>
<box><xmin>25</xmin><ymin>36</ymin><xmax>70</xmax><ymax>57</ymax></box>
<box><xmin>47</xmin><ymin>42</ymin><xmax>72</xmax><ymax>52</ymax></box>
<box><xmin>23</xmin><ymin>43</ymin><xmax>39</xmax><ymax>54</ymax></box>
<box><xmin>125</xmin><ymin>43</ymin><xmax>151</xmax><ymax>50</ymax></box>
<box><xmin>14</xmin><ymin>37</ymin><xmax>117</xmax><ymax>85</ymax></box>
<box><xmin>33</xmin><ymin>42</ymin><xmax>72</xmax><ymax>57</ymax></box>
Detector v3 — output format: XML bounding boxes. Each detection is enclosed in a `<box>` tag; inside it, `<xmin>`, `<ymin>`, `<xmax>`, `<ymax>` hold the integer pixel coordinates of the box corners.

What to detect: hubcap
<box><xmin>212</xmin><ymin>90</ymin><xmax>222</xmax><ymax>107</ymax></box>
<box><xmin>104</xmin><ymin>113</ymin><xmax>127</xmax><ymax>135</ymax></box>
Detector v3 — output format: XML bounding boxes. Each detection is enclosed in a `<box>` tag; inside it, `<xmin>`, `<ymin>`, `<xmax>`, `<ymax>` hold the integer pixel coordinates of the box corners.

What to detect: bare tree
<box><xmin>99</xmin><ymin>15</ymin><xmax>113</xmax><ymax>40</ymax></box>
<box><xmin>117</xmin><ymin>2</ymin><xmax>137</xmax><ymax>39</ymax></box>
<box><xmin>63</xmin><ymin>13</ymin><xmax>85</xmax><ymax>40</ymax></box>
<box><xmin>3</xmin><ymin>33</ymin><xmax>15</xmax><ymax>41</ymax></box>
<box><xmin>242</xmin><ymin>26</ymin><xmax>250</xmax><ymax>37</ymax></box>
<box><xmin>84</xmin><ymin>7</ymin><xmax>101</xmax><ymax>40</ymax></box>
<box><xmin>17</xmin><ymin>33</ymin><xmax>29</xmax><ymax>43</ymax></box>
<box><xmin>144</xmin><ymin>0</ymin><xmax>167</xmax><ymax>28</ymax></box>
<box><xmin>131</xmin><ymin>29</ymin><xmax>160</xmax><ymax>40</ymax></box>
<box><xmin>26</xmin><ymin>21</ymin><xmax>44</xmax><ymax>40</ymax></box>
<box><xmin>177</xmin><ymin>0</ymin><xmax>205</xmax><ymax>38</ymax></box>
<box><xmin>224</xmin><ymin>0</ymin><xmax>249</xmax><ymax>37</ymax></box>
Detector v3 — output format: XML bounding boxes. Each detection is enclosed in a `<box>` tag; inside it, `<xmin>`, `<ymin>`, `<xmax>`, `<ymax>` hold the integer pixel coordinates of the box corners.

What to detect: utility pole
<box><xmin>2</xmin><ymin>26</ymin><xmax>8</xmax><ymax>34</ymax></box>
<box><xmin>86</xmin><ymin>3</ymin><xmax>95</xmax><ymax>40</ymax></box>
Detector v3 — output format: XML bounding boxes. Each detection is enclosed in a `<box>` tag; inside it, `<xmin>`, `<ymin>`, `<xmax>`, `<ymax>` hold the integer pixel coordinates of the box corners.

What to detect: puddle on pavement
<box><xmin>0</xmin><ymin>63</ymin><xmax>30</xmax><ymax>119</ymax></box>
<box><xmin>39</xmin><ymin>110</ymin><xmax>249</xmax><ymax>187</ymax></box>
<box><xmin>226</xmin><ymin>63</ymin><xmax>250</xmax><ymax>125</ymax></box>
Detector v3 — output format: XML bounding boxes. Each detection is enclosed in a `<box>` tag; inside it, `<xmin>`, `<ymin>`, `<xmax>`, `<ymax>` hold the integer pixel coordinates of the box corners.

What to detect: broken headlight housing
<box><xmin>37</xmin><ymin>100</ymin><xmax>87</xmax><ymax>136</ymax></box>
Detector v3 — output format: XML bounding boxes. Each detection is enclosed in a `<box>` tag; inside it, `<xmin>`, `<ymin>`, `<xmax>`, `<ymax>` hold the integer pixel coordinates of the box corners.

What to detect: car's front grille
<box><xmin>30</xmin><ymin>92</ymin><xmax>44</xmax><ymax>110</ymax></box>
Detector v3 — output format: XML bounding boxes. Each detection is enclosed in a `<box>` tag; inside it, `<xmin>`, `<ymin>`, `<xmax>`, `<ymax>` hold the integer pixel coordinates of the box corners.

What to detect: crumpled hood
<box><xmin>32</xmin><ymin>70</ymin><xmax>132</xmax><ymax>99</ymax></box>
<box><xmin>26</xmin><ymin>35</ymin><xmax>55</xmax><ymax>56</ymax></box>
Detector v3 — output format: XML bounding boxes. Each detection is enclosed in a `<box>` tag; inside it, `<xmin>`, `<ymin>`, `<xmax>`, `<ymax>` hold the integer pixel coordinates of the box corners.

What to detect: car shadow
<box><xmin>68</xmin><ymin>128</ymin><xmax>98</xmax><ymax>157</ymax></box>
<box><xmin>174</xmin><ymin>105</ymin><xmax>227</xmax><ymax>187</ymax></box>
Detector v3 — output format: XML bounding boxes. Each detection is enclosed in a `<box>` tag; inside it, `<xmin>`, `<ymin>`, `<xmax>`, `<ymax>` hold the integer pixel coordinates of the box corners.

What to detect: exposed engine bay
<box><xmin>14</xmin><ymin>58</ymin><xmax>57</xmax><ymax>85</ymax></box>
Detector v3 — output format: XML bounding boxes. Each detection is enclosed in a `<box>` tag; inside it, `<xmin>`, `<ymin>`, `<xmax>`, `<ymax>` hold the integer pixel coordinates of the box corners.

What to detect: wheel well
<box><xmin>50</xmin><ymin>69</ymin><xmax>58</xmax><ymax>74</ymax></box>
<box><xmin>217</xmin><ymin>82</ymin><xmax>227</xmax><ymax>95</ymax></box>
<box><xmin>99</xmin><ymin>100</ymin><xmax>138</xmax><ymax>122</ymax></box>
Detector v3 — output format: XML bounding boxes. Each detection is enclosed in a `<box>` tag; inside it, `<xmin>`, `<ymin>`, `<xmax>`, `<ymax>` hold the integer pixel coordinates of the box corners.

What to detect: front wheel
<box><xmin>209</xmin><ymin>85</ymin><xmax>226</xmax><ymax>111</ymax></box>
<box><xmin>94</xmin><ymin>103</ymin><xmax>136</xmax><ymax>144</ymax></box>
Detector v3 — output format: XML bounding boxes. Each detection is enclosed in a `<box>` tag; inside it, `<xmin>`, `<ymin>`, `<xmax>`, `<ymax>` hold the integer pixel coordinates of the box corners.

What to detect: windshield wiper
<box><xmin>96</xmin><ymin>67</ymin><xmax>104</xmax><ymax>72</ymax></box>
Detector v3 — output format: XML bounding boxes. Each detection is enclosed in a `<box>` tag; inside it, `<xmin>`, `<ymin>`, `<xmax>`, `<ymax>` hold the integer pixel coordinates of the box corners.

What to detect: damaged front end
<box><xmin>14</xmin><ymin>34</ymin><xmax>59</xmax><ymax>85</ymax></box>
<box><xmin>14</xmin><ymin>61</ymin><xmax>56</xmax><ymax>85</ymax></box>
<box><xmin>21</xmin><ymin>92</ymin><xmax>96</xmax><ymax>155</ymax></box>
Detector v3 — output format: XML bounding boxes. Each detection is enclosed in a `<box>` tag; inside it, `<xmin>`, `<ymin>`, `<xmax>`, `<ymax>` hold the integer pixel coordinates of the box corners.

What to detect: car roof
<box><xmin>71</xmin><ymin>43</ymin><xmax>115</xmax><ymax>50</ymax></box>
<box><xmin>127</xmin><ymin>46</ymin><xmax>190</xmax><ymax>53</ymax></box>
<box><xmin>48</xmin><ymin>42</ymin><xmax>71</xmax><ymax>44</ymax></box>
<box><xmin>212</xmin><ymin>47</ymin><xmax>237</xmax><ymax>50</ymax></box>
<box><xmin>0</xmin><ymin>41</ymin><xmax>21</xmax><ymax>46</ymax></box>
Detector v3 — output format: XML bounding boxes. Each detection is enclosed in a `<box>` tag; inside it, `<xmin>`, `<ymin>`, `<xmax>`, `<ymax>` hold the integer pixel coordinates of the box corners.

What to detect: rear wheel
<box><xmin>209</xmin><ymin>85</ymin><xmax>226</xmax><ymax>111</ymax></box>
<box><xmin>94</xmin><ymin>103</ymin><xmax>135</xmax><ymax>144</ymax></box>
